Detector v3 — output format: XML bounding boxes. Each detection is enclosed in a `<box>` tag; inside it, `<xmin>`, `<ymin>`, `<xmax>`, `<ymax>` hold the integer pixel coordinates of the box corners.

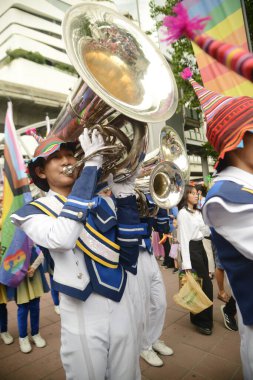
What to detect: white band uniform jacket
<box><xmin>11</xmin><ymin>166</ymin><xmax>147</xmax><ymax>303</ymax></box>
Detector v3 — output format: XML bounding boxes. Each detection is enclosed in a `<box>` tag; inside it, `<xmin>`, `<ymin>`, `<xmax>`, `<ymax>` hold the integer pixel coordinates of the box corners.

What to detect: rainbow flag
<box><xmin>0</xmin><ymin>102</ymin><xmax>33</xmax><ymax>287</ymax></box>
<box><xmin>182</xmin><ymin>0</ymin><xmax>253</xmax><ymax>97</ymax></box>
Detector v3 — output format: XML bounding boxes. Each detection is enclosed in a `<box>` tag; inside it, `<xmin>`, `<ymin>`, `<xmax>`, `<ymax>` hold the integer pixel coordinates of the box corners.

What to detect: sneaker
<box><xmin>221</xmin><ymin>305</ymin><xmax>238</xmax><ymax>331</ymax></box>
<box><xmin>140</xmin><ymin>348</ymin><xmax>163</xmax><ymax>367</ymax></box>
<box><xmin>152</xmin><ymin>340</ymin><xmax>174</xmax><ymax>356</ymax></box>
<box><xmin>196</xmin><ymin>326</ymin><xmax>212</xmax><ymax>335</ymax></box>
<box><xmin>31</xmin><ymin>333</ymin><xmax>46</xmax><ymax>348</ymax></box>
<box><xmin>54</xmin><ymin>305</ymin><xmax>60</xmax><ymax>315</ymax></box>
<box><xmin>0</xmin><ymin>331</ymin><xmax>14</xmax><ymax>345</ymax></box>
<box><xmin>19</xmin><ymin>336</ymin><xmax>32</xmax><ymax>353</ymax></box>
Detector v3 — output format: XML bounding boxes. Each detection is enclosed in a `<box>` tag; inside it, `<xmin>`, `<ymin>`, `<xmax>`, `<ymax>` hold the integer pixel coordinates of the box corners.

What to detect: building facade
<box><xmin>0</xmin><ymin>0</ymin><xmax>213</xmax><ymax>184</ymax></box>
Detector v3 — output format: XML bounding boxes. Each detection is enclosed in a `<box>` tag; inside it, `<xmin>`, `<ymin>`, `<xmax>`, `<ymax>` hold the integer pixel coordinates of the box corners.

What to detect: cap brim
<box><xmin>27</xmin><ymin>141</ymin><xmax>77</xmax><ymax>192</ymax></box>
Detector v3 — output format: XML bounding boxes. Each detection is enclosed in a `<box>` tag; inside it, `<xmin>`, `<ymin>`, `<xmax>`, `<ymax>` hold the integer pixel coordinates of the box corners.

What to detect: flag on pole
<box><xmin>0</xmin><ymin>102</ymin><xmax>33</xmax><ymax>287</ymax></box>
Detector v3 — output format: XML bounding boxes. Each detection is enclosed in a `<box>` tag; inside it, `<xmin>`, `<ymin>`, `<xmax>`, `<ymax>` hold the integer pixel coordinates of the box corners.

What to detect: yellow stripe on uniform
<box><xmin>241</xmin><ymin>187</ymin><xmax>253</xmax><ymax>195</ymax></box>
<box><xmin>31</xmin><ymin>202</ymin><xmax>56</xmax><ymax>218</ymax></box>
<box><xmin>76</xmin><ymin>240</ymin><xmax>118</xmax><ymax>268</ymax></box>
<box><xmin>31</xmin><ymin>200</ymin><xmax>119</xmax><ymax>268</ymax></box>
<box><xmin>86</xmin><ymin>223</ymin><xmax>120</xmax><ymax>251</ymax></box>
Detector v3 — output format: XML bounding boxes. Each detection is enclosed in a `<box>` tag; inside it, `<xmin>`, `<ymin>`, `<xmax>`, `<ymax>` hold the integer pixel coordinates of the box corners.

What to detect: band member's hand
<box><xmin>108</xmin><ymin>173</ymin><xmax>136</xmax><ymax>198</ymax></box>
<box><xmin>27</xmin><ymin>267</ymin><xmax>35</xmax><ymax>278</ymax></box>
<box><xmin>79</xmin><ymin>128</ymin><xmax>104</xmax><ymax>168</ymax></box>
<box><xmin>107</xmin><ymin>164</ymin><xmax>141</xmax><ymax>198</ymax></box>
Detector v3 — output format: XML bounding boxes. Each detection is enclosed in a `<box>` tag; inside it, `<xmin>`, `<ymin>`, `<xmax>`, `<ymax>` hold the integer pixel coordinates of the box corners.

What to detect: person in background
<box><xmin>196</xmin><ymin>185</ymin><xmax>215</xmax><ymax>279</ymax></box>
<box><xmin>212</xmin><ymin>244</ymin><xmax>238</xmax><ymax>332</ymax></box>
<box><xmin>152</xmin><ymin>230</ymin><xmax>165</xmax><ymax>261</ymax></box>
<box><xmin>0</xmin><ymin>207</ymin><xmax>14</xmax><ymax>345</ymax></box>
<box><xmin>196</xmin><ymin>184</ymin><xmax>207</xmax><ymax>210</ymax></box>
<box><xmin>212</xmin><ymin>242</ymin><xmax>230</xmax><ymax>303</ymax></box>
<box><xmin>177</xmin><ymin>184</ymin><xmax>213</xmax><ymax>335</ymax></box>
<box><xmin>0</xmin><ymin>283</ymin><xmax>14</xmax><ymax>345</ymax></box>
<box><xmin>15</xmin><ymin>245</ymin><xmax>49</xmax><ymax>353</ymax></box>
<box><xmin>43</xmin><ymin>255</ymin><xmax>60</xmax><ymax>315</ymax></box>
<box><xmin>153</xmin><ymin>208</ymin><xmax>173</xmax><ymax>269</ymax></box>
<box><xmin>169</xmin><ymin>219</ymin><xmax>179</xmax><ymax>274</ymax></box>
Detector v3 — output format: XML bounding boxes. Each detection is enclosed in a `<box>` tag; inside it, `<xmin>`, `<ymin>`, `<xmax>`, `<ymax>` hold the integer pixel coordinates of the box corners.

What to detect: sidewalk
<box><xmin>0</xmin><ymin>263</ymin><xmax>243</xmax><ymax>380</ymax></box>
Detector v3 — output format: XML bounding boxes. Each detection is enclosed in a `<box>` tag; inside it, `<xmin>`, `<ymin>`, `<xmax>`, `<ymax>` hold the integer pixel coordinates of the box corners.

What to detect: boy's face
<box><xmin>228</xmin><ymin>132</ymin><xmax>253</xmax><ymax>174</ymax></box>
<box><xmin>35</xmin><ymin>147</ymin><xmax>79</xmax><ymax>193</ymax></box>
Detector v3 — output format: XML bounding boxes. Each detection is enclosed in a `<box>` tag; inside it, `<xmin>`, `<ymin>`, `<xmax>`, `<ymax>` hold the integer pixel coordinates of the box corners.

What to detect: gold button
<box><xmin>77</xmin><ymin>212</ymin><xmax>83</xmax><ymax>219</ymax></box>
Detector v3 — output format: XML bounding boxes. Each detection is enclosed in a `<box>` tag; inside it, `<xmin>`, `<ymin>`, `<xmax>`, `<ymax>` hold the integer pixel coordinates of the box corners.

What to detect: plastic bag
<box><xmin>179</xmin><ymin>270</ymin><xmax>203</xmax><ymax>288</ymax></box>
<box><xmin>169</xmin><ymin>243</ymin><xmax>179</xmax><ymax>259</ymax></box>
<box><xmin>173</xmin><ymin>272</ymin><xmax>213</xmax><ymax>314</ymax></box>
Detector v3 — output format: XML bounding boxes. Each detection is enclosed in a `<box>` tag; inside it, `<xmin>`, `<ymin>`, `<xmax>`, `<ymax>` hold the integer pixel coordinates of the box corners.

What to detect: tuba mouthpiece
<box><xmin>62</xmin><ymin>165</ymin><xmax>74</xmax><ymax>176</ymax></box>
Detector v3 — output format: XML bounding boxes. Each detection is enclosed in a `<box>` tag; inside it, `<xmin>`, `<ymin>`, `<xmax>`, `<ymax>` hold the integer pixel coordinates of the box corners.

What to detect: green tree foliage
<box><xmin>6</xmin><ymin>49</ymin><xmax>77</xmax><ymax>75</ymax></box>
<box><xmin>6</xmin><ymin>49</ymin><xmax>46</xmax><ymax>64</ymax></box>
<box><xmin>149</xmin><ymin>0</ymin><xmax>202</xmax><ymax>112</ymax></box>
<box><xmin>199</xmin><ymin>142</ymin><xmax>219</xmax><ymax>160</ymax></box>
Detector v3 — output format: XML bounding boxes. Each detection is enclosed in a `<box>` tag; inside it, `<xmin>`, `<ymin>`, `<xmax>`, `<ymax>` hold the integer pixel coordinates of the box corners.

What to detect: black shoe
<box><xmin>221</xmin><ymin>305</ymin><xmax>238</xmax><ymax>331</ymax></box>
<box><xmin>173</xmin><ymin>268</ymin><xmax>179</xmax><ymax>273</ymax></box>
<box><xmin>196</xmin><ymin>326</ymin><xmax>212</xmax><ymax>335</ymax></box>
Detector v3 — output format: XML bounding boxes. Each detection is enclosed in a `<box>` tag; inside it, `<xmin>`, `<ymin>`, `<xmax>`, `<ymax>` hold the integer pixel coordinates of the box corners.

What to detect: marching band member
<box><xmin>180</xmin><ymin>66</ymin><xmax>253</xmax><ymax>378</ymax></box>
<box><xmin>11</xmin><ymin>129</ymin><xmax>147</xmax><ymax>380</ymax></box>
<box><xmin>137</xmin><ymin>193</ymin><xmax>173</xmax><ymax>367</ymax></box>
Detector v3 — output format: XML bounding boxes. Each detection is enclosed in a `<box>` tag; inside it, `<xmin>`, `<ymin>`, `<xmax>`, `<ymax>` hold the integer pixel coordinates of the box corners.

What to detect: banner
<box><xmin>0</xmin><ymin>102</ymin><xmax>33</xmax><ymax>287</ymax></box>
<box><xmin>183</xmin><ymin>0</ymin><xmax>253</xmax><ymax>97</ymax></box>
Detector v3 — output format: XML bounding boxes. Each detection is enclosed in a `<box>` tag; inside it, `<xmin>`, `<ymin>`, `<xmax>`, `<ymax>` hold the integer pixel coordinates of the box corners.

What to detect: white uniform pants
<box><xmin>137</xmin><ymin>251</ymin><xmax>167</xmax><ymax>350</ymax></box>
<box><xmin>59</xmin><ymin>274</ymin><xmax>142</xmax><ymax>380</ymax></box>
<box><xmin>237</xmin><ymin>305</ymin><xmax>253</xmax><ymax>380</ymax></box>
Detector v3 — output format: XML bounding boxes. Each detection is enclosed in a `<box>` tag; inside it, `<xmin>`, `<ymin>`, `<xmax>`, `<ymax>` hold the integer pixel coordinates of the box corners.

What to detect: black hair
<box><xmin>178</xmin><ymin>184</ymin><xmax>198</xmax><ymax>212</ymax></box>
<box><xmin>195</xmin><ymin>184</ymin><xmax>207</xmax><ymax>197</ymax></box>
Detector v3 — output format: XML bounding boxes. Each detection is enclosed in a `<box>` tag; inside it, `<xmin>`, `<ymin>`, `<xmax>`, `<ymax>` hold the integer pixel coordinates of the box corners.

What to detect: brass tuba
<box><xmin>135</xmin><ymin>126</ymin><xmax>190</xmax><ymax>210</ymax></box>
<box><xmin>48</xmin><ymin>2</ymin><xmax>178</xmax><ymax>182</ymax></box>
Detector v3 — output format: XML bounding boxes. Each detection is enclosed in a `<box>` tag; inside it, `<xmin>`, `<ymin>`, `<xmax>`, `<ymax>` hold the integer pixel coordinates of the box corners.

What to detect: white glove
<box><xmin>107</xmin><ymin>163</ymin><xmax>142</xmax><ymax>198</ymax></box>
<box><xmin>79</xmin><ymin>128</ymin><xmax>104</xmax><ymax>168</ymax></box>
<box><xmin>108</xmin><ymin>174</ymin><xmax>136</xmax><ymax>198</ymax></box>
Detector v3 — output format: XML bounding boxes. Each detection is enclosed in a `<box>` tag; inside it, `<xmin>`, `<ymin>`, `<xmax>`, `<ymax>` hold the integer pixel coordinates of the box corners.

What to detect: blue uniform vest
<box><xmin>205</xmin><ymin>180</ymin><xmax>253</xmax><ymax>325</ymax></box>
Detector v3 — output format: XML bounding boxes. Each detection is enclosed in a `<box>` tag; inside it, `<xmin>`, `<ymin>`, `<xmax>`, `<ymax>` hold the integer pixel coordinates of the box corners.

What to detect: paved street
<box><xmin>0</xmin><ymin>261</ymin><xmax>242</xmax><ymax>380</ymax></box>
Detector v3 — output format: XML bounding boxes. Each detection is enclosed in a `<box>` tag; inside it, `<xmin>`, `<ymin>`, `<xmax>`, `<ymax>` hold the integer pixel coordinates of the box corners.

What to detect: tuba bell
<box><xmin>135</xmin><ymin>126</ymin><xmax>190</xmax><ymax>210</ymax></box>
<box><xmin>47</xmin><ymin>2</ymin><xmax>178</xmax><ymax>182</ymax></box>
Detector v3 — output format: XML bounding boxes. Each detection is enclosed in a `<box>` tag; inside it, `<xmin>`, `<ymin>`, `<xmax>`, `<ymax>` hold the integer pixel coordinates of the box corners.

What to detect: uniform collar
<box><xmin>215</xmin><ymin>166</ymin><xmax>253</xmax><ymax>189</ymax></box>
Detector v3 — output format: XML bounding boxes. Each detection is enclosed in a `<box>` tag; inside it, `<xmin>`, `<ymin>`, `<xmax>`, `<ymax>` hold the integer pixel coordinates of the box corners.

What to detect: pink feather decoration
<box><xmin>162</xmin><ymin>3</ymin><xmax>211</xmax><ymax>43</ymax></box>
<box><xmin>25</xmin><ymin>128</ymin><xmax>37</xmax><ymax>136</ymax></box>
<box><xmin>180</xmin><ymin>67</ymin><xmax>193</xmax><ymax>80</ymax></box>
<box><xmin>27</xmin><ymin>130</ymin><xmax>44</xmax><ymax>143</ymax></box>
